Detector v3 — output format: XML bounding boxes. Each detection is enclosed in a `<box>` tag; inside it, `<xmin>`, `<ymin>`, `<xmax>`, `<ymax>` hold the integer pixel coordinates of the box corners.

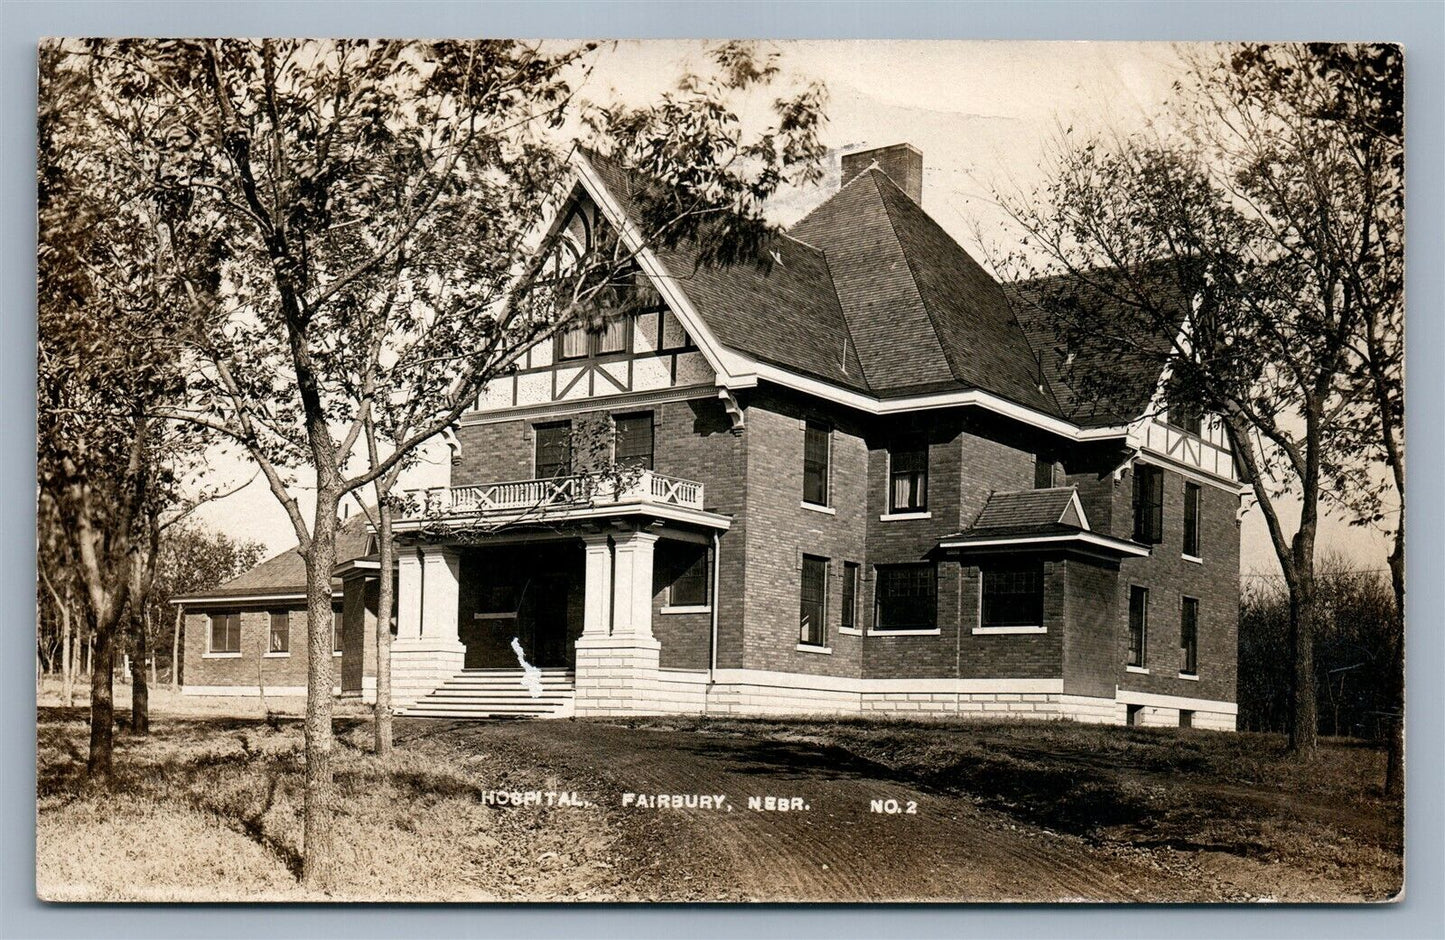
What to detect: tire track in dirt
<box><xmin>416</xmin><ymin>719</ymin><xmax>1205</xmax><ymax>902</ymax></box>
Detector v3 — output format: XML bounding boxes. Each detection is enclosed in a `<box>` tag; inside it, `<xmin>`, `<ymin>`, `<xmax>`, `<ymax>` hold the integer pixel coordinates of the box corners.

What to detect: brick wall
<box><xmin>1061</xmin><ymin>558</ymin><xmax>1121</xmax><ymax>698</ymax></box>
<box><xmin>182</xmin><ymin>605</ymin><xmax>346</xmax><ymax>692</ymax></box>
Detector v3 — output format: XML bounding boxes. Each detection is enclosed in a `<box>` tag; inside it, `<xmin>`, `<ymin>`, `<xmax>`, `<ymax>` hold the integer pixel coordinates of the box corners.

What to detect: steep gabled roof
<box><xmin>970</xmin><ymin>487</ymin><xmax>1087</xmax><ymax>531</ymax></box>
<box><xmin>174</xmin><ymin>516</ymin><xmax>373</xmax><ymax>602</ymax></box>
<box><xmin>940</xmin><ymin>486</ymin><xmax>1149</xmax><ymax>558</ymax></box>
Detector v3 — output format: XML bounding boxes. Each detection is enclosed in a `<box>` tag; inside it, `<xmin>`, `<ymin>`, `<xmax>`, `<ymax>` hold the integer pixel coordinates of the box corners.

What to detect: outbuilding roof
<box><xmin>172</xmin><ymin>515</ymin><xmax>373</xmax><ymax>604</ymax></box>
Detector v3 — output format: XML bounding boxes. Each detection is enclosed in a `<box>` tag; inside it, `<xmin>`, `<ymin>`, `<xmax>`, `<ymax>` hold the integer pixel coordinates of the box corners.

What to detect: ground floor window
<box><xmin>662</xmin><ymin>542</ymin><xmax>711</xmax><ymax>608</ymax></box>
<box><xmin>209</xmin><ymin>612</ymin><xmax>241</xmax><ymax>654</ymax></box>
<box><xmin>874</xmin><ymin>563</ymin><xmax>936</xmax><ymax>631</ymax></box>
<box><xmin>841</xmin><ymin>562</ymin><xmax>859</xmax><ymax>632</ymax></box>
<box><xmin>268</xmin><ymin>611</ymin><xmax>289</xmax><ymax>653</ymax></box>
<box><xmin>332</xmin><ymin>606</ymin><xmax>344</xmax><ymax>654</ymax></box>
<box><xmin>799</xmin><ymin>555</ymin><xmax>828</xmax><ymax>646</ymax></box>
<box><xmin>980</xmin><ymin>561</ymin><xmax>1044</xmax><ymax>629</ymax></box>
<box><xmin>1128</xmin><ymin>585</ymin><xmax>1148</xmax><ymax>667</ymax></box>
<box><xmin>1180</xmin><ymin>596</ymin><xmax>1199</xmax><ymax>675</ymax></box>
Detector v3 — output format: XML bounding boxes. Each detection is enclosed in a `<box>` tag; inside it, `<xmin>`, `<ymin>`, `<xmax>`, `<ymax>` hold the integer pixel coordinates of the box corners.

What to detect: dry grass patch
<box><xmin>37</xmin><ymin>709</ymin><xmax>630</xmax><ymax>901</ymax></box>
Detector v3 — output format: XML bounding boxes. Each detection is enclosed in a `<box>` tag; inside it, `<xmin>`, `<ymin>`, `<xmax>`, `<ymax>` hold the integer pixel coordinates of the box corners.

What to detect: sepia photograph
<box><xmin>33</xmin><ymin>32</ymin><xmax>1408</xmax><ymax>906</ymax></box>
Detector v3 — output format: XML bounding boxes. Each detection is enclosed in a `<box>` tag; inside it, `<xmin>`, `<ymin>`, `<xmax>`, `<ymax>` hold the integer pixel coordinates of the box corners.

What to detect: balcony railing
<box><xmin>401</xmin><ymin>470</ymin><xmax>705</xmax><ymax>521</ymax></box>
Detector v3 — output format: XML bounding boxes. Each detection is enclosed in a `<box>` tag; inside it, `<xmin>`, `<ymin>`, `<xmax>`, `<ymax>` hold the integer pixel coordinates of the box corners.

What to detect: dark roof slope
<box><xmin>584</xmin><ymin>149</ymin><xmax>865</xmax><ymax>391</ymax></box>
<box><xmin>176</xmin><ymin>516</ymin><xmax>373</xmax><ymax>601</ymax></box>
<box><xmin>1007</xmin><ymin>265</ymin><xmax>1189</xmax><ymax>428</ymax></box>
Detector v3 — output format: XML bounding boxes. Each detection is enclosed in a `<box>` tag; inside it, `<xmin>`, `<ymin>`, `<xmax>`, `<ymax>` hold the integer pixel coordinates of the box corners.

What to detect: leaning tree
<box><xmin>55</xmin><ymin>38</ymin><xmax>826</xmax><ymax>887</ymax></box>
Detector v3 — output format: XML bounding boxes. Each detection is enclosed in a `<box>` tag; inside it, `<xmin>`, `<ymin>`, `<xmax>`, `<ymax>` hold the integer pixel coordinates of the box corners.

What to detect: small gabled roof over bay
<box><xmin>940</xmin><ymin>486</ymin><xmax>1149</xmax><ymax>558</ymax></box>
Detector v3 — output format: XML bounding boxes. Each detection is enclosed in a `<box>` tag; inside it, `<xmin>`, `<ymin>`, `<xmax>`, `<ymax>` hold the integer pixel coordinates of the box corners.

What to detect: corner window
<box><xmin>1128</xmin><ymin>586</ymin><xmax>1148</xmax><ymax>667</ymax></box>
<box><xmin>534</xmin><ymin>421</ymin><xmax>572</xmax><ymax>479</ymax></box>
<box><xmin>981</xmin><ymin>562</ymin><xmax>1044</xmax><ymax>629</ymax></box>
<box><xmin>874</xmin><ymin>563</ymin><xmax>937</xmax><ymax>631</ymax></box>
<box><xmin>1180</xmin><ymin>597</ymin><xmax>1199</xmax><ymax>676</ymax></box>
<box><xmin>666</xmin><ymin>543</ymin><xmax>711</xmax><ymax>608</ymax></box>
<box><xmin>614</xmin><ymin>412</ymin><xmax>654</xmax><ymax>471</ymax></box>
<box><xmin>1183</xmin><ymin>482</ymin><xmax>1202</xmax><ymax>558</ymax></box>
<box><xmin>888</xmin><ymin>442</ymin><xmax>928</xmax><ymax>512</ymax></box>
<box><xmin>209</xmin><ymin>612</ymin><xmax>241</xmax><ymax>654</ymax></box>
<box><xmin>802</xmin><ymin>421</ymin><xmax>831</xmax><ymax>506</ymax></box>
<box><xmin>799</xmin><ymin>555</ymin><xmax>829</xmax><ymax>646</ymax></box>
<box><xmin>841</xmin><ymin>562</ymin><xmax>859</xmax><ymax>632</ymax></box>
<box><xmin>268</xmin><ymin>611</ymin><xmax>289</xmax><ymax>654</ymax></box>
<box><xmin>1132</xmin><ymin>464</ymin><xmax>1164</xmax><ymax>544</ymax></box>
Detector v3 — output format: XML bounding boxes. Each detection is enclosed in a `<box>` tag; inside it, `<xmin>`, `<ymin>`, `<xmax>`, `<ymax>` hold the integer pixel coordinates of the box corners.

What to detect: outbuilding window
<box><xmin>268</xmin><ymin>611</ymin><xmax>289</xmax><ymax>654</ymax></box>
<box><xmin>209</xmin><ymin>612</ymin><xmax>241</xmax><ymax>654</ymax></box>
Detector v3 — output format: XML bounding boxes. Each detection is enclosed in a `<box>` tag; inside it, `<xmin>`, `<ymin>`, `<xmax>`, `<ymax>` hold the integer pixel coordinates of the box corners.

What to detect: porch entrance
<box><xmin>459</xmin><ymin>543</ymin><xmax>583</xmax><ymax>670</ymax></box>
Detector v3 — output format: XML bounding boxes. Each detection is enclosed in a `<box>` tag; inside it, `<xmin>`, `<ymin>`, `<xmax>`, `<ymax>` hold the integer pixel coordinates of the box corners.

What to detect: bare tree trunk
<box><xmin>129</xmin><ymin>610</ymin><xmax>149</xmax><ymax>735</ymax></box>
<box><xmin>1384</xmin><ymin>529</ymin><xmax>1405</xmax><ymax>797</ymax></box>
<box><xmin>171</xmin><ymin>605</ymin><xmax>183</xmax><ymax>691</ymax></box>
<box><xmin>1287</xmin><ymin>567</ymin><xmax>1319</xmax><ymax>757</ymax></box>
<box><xmin>61</xmin><ymin>601</ymin><xmax>73</xmax><ymax>707</ymax></box>
<box><xmin>374</xmin><ymin>499</ymin><xmax>394</xmax><ymax>758</ymax></box>
<box><xmin>301</xmin><ymin>495</ymin><xmax>340</xmax><ymax>890</ymax></box>
<box><xmin>88</xmin><ymin>618</ymin><xmax>114</xmax><ymax>781</ymax></box>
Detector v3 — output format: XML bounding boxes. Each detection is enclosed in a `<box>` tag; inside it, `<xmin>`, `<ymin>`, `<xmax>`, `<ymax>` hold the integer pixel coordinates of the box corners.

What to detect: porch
<box><xmin>385</xmin><ymin>471</ymin><xmax>728</xmax><ymax>717</ymax></box>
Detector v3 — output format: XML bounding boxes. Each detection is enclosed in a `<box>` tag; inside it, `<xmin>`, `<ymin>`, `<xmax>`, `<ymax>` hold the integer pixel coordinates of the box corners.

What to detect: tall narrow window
<box><xmin>1128</xmin><ymin>586</ymin><xmax>1148</xmax><ymax>667</ymax></box>
<box><xmin>1183</xmin><ymin>482</ymin><xmax>1202</xmax><ymax>558</ymax></box>
<box><xmin>841</xmin><ymin>562</ymin><xmax>859</xmax><ymax>632</ymax></box>
<box><xmin>802</xmin><ymin>421</ymin><xmax>831</xmax><ymax>506</ymax></box>
<box><xmin>981</xmin><ymin>562</ymin><xmax>1045</xmax><ymax>629</ymax></box>
<box><xmin>1180</xmin><ymin>597</ymin><xmax>1199</xmax><ymax>676</ymax></box>
<box><xmin>534</xmin><ymin>421</ymin><xmax>572</xmax><ymax>478</ymax></box>
<box><xmin>889</xmin><ymin>442</ymin><xmax>928</xmax><ymax>512</ymax></box>
<box><xmin>614</xmin><ymin>413</ymin><xmax>654</xmax><ymax>470</ymax></box>
<box><xmin>333</xmin><ymin>607</ymin><xmax>345</xmax><ymax>654</ymax></box>
<box><xmin>1132</xmin><ymin>464</ymin><xmax>1164</xmax><ymax>544</ymax></box>
<box><xmin>1034</xmin><ymin>454</ymin><xmax>1055</xmax><ymax>489</ymax></box>
<box><xmin>268</xmin><ymin>611</ymin><xmax>289</xmax><ymax>654</ymax></box>
<box><xmin>875</xmin><ymin>564</ymin><xmax>937</xmax><ymax>631</ymax></box>
<box><xmin>209</xmin><ymin>612</ymin><xmax>241</xmax><ymax>654</ymax></box>
<box><xmin>799</xmin><ymin>555</ymin><xmax>829</xmax><ymax>646</ymax></box>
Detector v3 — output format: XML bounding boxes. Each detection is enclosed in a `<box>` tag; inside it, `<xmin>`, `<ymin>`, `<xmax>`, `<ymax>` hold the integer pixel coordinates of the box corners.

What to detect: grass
<box><xmin>36</xmin><ymin>686</ymin><xmax>638</xmax><ymax>902</ymax></box>
<box><xmin>613</xmin><ymin>713</ymin><xmax>1405</xmax><ymax>902</ymax></box>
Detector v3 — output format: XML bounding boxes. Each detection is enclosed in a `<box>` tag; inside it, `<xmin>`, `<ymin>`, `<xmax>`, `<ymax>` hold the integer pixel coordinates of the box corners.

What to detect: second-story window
<box><xmin>1183</xmin><ymin>482</ymin><xmax>1202</xmax><ymax>558</ymax></box>
<box><xmin>803</xmin><ymin>420</ymin><xmax>831</xmax><ymax>506</ymax></box>
<box><xmin>1132</xmin><ymin>464</ymin><xmax>1164</xmax><ymax>544</ymax></box>
<box><xmin>889</xmin><ymin>441</ymin><xmax>928</xmax><ymax>513</ymax></box>
<box><xmin>614</xmin><ymin>413</ymin><xmax>654</xmax><ymax>471</ymax></box>
<box><xmin>534</xmin><ymin>421</ymin><xmax>572</xmax><ymax>478</ymax></box>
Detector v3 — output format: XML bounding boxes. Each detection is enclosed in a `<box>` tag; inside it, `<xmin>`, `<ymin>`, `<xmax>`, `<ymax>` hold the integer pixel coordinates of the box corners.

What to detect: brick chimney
<box><xmin>840</xmin><ymin>143</ymin><xmax>923</xmax><ymax>205</ymax></box>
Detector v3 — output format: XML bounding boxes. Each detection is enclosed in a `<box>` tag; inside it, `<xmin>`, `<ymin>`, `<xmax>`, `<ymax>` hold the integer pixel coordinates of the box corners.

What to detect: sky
<box><xmin>189</xmin><ymin>40</ymin><xmax>1394</xmax><ymax>581</ymax></box>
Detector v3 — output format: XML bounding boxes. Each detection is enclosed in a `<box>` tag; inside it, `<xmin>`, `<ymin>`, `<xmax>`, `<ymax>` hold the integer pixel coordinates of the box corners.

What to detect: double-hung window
<box><xmin>209</xmin><ymin>612</ymin><xmax>241</xmax><ymax>654</ymax></box>
<box><xmin>1180</xmin><ymin>597</ymin><xmax>1199</xmax><ymax>676</ymax></box>
<box><xmin>980</xmin><ymin>562</ymin><xmax>1045</xmax><ymax>629</ymax></box>
<box><xmin>534</xmin><ymin>421</ymin><xmax>572</xmax><ymax>479</ymax></box>
<box><xmin>1128</xmin><ymin>586</ymin><xmax>1148</xmax><ymax>667</ymax></box>
<box><xmin>333</xmin><ymin>607</ymin><xmax>345</xmax><ymax>655</ymax></box>
<box><xmin>1132</xmin><ymin>464</ymin><xmax>1164</xmax><ymax>544</ymax></box>
<box><xmin>614</xmin><ymin>413</ymin><xmax>654</xmax><ymax>471</ymax></box>
<box><xmin>874</xmin><ymin>564</ymin><xmax>937</xmax><ymax>631</ymax></box>
<box><xmin>268</xmin><ymin>611</ymin><xmax>289</xmax><ymax>654</ymax></box>
<box><xmin>799</xmin><ymin>555</ymin><xmax>829</xmax><ymax>647</ymax></box>
<box><xmin>668</xmin><ymin>544</ymin><xmax>711</xmax><ymax>608</ymax></box>
<box><xmin>1183</xmin><ymin>482</ymin><xmax>1202</xmax><ymax>558</ymax></box>
<box><xmin>802</xmin><ymin>421</ymin><xmax>831</xmax><ymax>506</ymax></box>
<box><xmin>888</xmin><ymin>442</ymin><xmax>928</xmax><ymax>513</ymax></box>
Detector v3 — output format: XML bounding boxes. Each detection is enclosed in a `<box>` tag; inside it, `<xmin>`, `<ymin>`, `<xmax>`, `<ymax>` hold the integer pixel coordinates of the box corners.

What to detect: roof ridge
<box><xmin>808</xmin><ymin>243</ymin><xmax>870</xmax><ymax>390</ymax></box>
<box><xmin>788</xmin><ymin>162</ymin><xmax>885</xmax><ymax>234</ymax></box>
<box><xmin>864</xmin><ymin>170</ymin><xmax>950</xmax><ymax>374</ymax></box>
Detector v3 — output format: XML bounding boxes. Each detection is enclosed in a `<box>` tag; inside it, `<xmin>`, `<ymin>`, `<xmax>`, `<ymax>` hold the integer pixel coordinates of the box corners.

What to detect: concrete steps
<box><xmin>399</xmin><ymin>667</ymin><xmax>576</xmax><ymax>720</ymax></box>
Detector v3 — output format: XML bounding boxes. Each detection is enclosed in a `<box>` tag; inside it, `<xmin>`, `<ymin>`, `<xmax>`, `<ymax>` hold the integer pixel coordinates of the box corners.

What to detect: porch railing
<box><xmin>402</xmin><ymin>470</ymin><xmax>705</xmax><ymax>520</ymax></box>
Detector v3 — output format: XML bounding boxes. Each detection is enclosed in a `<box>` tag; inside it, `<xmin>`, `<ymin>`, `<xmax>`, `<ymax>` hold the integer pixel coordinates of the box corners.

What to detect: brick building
<box><xmin>178</xmin><ymin>143</ymin><xmax>1241</xmax><ymax>729</ymax></box>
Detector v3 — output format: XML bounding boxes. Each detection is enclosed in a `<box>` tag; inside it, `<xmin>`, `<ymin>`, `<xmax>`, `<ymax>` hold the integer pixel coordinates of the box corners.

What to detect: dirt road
<box><xmin>403</xmin><ymin>718</ymin><xmax>1204</xmax><ymax>902</ymax></box>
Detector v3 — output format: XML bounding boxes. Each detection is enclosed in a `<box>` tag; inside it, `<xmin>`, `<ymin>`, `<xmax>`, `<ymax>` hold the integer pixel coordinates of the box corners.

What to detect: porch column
<box><xmin>396</xmin><ymin>548</ymin><xmax>423</xmax><ymax>642</ymax></box>
<box><xmin>419</xmin><ymin>544</ymin><xmax>462</xmax><ymax>643</ymax></box>
<box><xmin>581</xmin><ymin>533</ymin><xmax>613</xmax><ymax>637</ymax></box>
<box><xmin>391</xmin><ymin>544</ymin><xmax>465</xmax><ymax>711</ymax></box>
<box><xmin>610</xmin><ymin>530</ymin><xmax>658</xmax><ymax>640</ymax></box>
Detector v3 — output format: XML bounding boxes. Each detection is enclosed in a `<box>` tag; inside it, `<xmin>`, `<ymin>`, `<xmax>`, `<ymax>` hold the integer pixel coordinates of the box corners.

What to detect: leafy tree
<box><xmin>992</xmin><ymin>42</ymin><xmax>1401</xmax><ymax>760</ymax></box>
<box><xmin>50</xmin><ymin>38</ymin><xmax>825</xmax><ymax>886</ymax></box>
